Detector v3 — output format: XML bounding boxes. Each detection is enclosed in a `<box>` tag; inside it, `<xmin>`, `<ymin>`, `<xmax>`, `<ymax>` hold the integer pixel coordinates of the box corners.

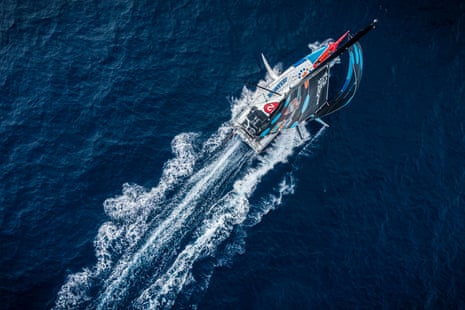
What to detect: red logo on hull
<box><xmin>263</xmin><ymin>102</ymin><xmax>279</xmax><ymax>114</ymax></box>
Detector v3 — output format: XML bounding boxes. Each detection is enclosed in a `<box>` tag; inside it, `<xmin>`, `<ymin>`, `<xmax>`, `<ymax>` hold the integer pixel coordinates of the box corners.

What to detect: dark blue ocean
<box><xmin>1</xmin><ymin>0</ymin><xmax>464</xmax><ymax>309</ymax></box>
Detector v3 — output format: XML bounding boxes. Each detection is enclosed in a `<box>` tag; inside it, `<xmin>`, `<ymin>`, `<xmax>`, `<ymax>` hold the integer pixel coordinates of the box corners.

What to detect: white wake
<box><xmin>54</xmin><ymin>78</ymin><xmax>326</xmax><ymax>309</ymax></box>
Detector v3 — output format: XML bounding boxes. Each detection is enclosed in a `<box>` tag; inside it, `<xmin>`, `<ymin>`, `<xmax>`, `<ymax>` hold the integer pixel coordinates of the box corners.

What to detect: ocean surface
<box><xmin>1</xmin><ymin>0</ymin><xmax>464</xmax><ymax>309</ymax></box>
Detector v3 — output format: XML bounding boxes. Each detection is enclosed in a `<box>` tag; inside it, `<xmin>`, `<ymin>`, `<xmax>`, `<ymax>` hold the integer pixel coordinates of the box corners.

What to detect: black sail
<box><xmin>258</xmin><ymin>41</ymin><xmax>363</xmax><ymax>137</ymax></box>
<box><xmin>315</xmin><ymin>42</ymin><xmax>363</xmax><ymax>118</ymax></box>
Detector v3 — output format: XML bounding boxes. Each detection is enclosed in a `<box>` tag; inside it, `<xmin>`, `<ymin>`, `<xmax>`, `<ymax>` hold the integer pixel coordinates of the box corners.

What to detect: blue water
<box><xmin>1</xmin><ymin>0</ymin><xmax>464</xmax><ymax>309</ymax></box>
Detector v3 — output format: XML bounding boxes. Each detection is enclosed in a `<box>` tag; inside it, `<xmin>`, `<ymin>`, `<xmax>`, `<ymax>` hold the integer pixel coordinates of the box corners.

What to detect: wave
<box><xmin>54</xmin><ymin>78</ymin><xmax>326</xmax><ymax>309</ymax></box>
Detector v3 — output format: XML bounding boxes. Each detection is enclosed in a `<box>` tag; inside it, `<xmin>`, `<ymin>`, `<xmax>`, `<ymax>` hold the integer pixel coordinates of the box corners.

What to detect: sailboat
<box><xmin>232</xmin><ymin>19</ymin><xmax>377</xmax><ymax>153</ymax></box>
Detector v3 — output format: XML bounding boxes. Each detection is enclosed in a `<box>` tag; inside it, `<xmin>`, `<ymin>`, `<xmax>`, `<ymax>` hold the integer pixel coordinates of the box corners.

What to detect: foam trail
<box><xmin>134</xmin><ymin>192</ymin><xmax>247</xmax><ymax>309</ymax></box>
<box><xmin>55</xmin><ymin>123</ymin><xmax>324</xmax><ymax>309</ymax></box>
<box><xmin>244</xmin><ymin>173</ymin><xmax>296</xmax><ymax>227</ymax></box>
<box><xmin>55</xmin><ymin>60</ymin><xmax>329</xmax><ymax>308</ymax></box>
<box><xmin>96</xmin><ymin>140</ymin><xmax>245</xmax><ymax>309</ymax></box>
<box><xmin>54</xmin><ymin>132</ymin><xmax>206</xmax><ymax>309</ymax></box>
<box><xmin>133</xmin><ymin>127</ymin><xmax>314</xmax><ymax>308</ymax></box>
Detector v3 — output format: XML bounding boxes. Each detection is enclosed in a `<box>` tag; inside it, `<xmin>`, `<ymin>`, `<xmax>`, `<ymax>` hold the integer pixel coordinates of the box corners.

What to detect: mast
<box><xmin>314</xmin><ymin>19</ymin><xmax>377</xmax><ymax>70</ymax></box>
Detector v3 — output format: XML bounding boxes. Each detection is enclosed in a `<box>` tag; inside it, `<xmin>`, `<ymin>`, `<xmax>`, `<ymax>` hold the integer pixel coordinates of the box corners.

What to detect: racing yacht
<box><xmin>233</xmin><ymin>19</ymin><xmax>377</xmax><ymax>152</ymax></box>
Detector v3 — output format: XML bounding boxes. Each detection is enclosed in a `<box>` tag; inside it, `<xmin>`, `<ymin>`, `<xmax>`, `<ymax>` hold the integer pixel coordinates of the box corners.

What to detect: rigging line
<box><xmin>252</xmin><ymin>83</ymin><xmax>282</xmax><ymax>96</ymax></box>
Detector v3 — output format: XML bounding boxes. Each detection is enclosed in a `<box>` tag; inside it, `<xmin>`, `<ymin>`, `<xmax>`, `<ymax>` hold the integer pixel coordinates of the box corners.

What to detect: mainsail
<box><xmin>314</xmin><ymin>42</ymin><xmax>363</xmax><ymax>118</ymax></box>
<box><xmin>258</xmin><ymin>42</ymin><xmax>363</xmax><ymax>138</ymax></box>
<box><xmin>232</xmin><ymin>20</ymin><xmax>376</xmax><ymax>153</ymax></box>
